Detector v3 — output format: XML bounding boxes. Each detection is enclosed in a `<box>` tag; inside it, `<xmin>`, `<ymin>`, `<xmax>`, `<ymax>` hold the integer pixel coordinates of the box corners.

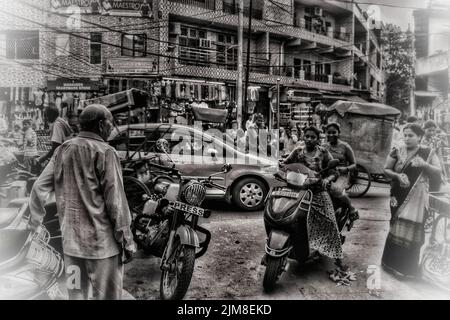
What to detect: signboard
<box><xmin>106</xmin><ymin>58</ymin><xmax>158</xmax><ymax>75</ymax></box>
<box><xmin>50</xmin><ymin>0</ymin><xmax>154</xmax><ymax>18</ymax></box>
<box><xmin>47</xmin><ymin>78</ymin><xmax>101</xmax><ymax>91</ymax></box>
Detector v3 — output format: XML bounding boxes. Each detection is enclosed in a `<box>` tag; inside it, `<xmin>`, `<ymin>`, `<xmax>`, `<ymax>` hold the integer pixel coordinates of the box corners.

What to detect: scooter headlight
<box><xmin>181</xmin><ymin>181</ymin><xmax>206</xmax><ymax>206</ymax></box>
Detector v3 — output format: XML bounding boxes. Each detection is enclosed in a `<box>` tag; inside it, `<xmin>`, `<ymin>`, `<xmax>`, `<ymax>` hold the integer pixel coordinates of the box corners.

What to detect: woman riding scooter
<box><xmin>283</xmin><ymin>126</ymin><xmax>347</xmax><ymax>270</ymax></box>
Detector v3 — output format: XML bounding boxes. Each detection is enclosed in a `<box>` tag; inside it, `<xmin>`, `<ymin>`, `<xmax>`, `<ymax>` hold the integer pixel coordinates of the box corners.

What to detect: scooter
<box><xmin>261</xmin><ymin>159</ymin><xmax>355</xmax><ymax>292</ymax></box>
<box><xmin>0</xmin><ymin>225</ymin><xmax>64</xmax><ymax>299</ymax></box>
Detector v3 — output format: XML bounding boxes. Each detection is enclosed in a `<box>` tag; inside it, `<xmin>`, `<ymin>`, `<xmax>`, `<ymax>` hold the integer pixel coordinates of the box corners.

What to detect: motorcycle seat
<box><xmin>0</xmin><ymin>229</ymin><xmax>31</xmax><ymax>265</ymax></box>
<box><xmin>0</xmin><ymin>208</ymin><xmax>20</xmax><ymax>229</ymax></box>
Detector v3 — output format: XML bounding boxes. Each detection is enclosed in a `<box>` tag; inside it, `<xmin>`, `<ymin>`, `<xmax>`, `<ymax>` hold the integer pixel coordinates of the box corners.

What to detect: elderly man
<box><xmin>29</xmin><ymin>104</ymin><xmax>136</xmax><ymax>300</ymax></box>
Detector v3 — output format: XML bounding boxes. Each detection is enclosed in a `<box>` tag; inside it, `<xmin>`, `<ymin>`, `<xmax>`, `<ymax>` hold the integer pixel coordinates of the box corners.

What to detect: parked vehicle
<box><xmin>109</xmin><ymin>123</ymin><xmax>279</xmax><ymax>211</ymax></box>
<box><xmin>261</xmin><ymin>160</ymin><xmax>354</xmax><ymax>292</ymax></box>
<box><xmin>128</xmin><ymin>139</ymin><xmax>231</xmax><ymax>300</ymax></box>
<box><xmin>0</xmin><ymin>226</ymin><xmax>64</xmax><ymax>299</ymax></box>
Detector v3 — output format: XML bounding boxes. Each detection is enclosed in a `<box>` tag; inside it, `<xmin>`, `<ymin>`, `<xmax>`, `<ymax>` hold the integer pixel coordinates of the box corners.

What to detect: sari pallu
<box><xmin>382</xmin><ymin>147</ymin><xmax>434</xmax><ymax>277</ymax></box>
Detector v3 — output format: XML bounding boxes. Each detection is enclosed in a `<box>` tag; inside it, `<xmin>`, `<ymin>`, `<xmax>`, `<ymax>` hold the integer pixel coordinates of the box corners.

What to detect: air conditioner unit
<box><xmin>199</xmin><ymin>39</ymin><xmax>211</xmax><ymax>48</ymax></box>
<box><xmin>296</xmin><ymin>17</ymin><xmax>305</xmax><ymax>28</ymax></box>
<box><xmin>170</xmin><ymin>23</ymin><xmax>181</xmax><ymax>35</ymax></box>
<box><xmin>313</xmin><ymin>7</ymin><xmax>323</xmax><ymax>16</ymax></box>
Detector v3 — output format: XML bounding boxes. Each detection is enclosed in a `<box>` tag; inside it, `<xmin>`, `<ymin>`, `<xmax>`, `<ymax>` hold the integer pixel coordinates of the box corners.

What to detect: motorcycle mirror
<box><xmin>156</xmin><ymin>138</ymin><xmax>170</xmax><ymax>153</ymax></box>
<box><xmin>222</xmin><ymin>163</ymin><xmax>232</xmax><ymax>172</ymax></box>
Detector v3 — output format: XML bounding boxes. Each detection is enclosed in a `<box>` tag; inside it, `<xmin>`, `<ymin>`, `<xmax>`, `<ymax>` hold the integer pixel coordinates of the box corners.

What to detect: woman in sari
<box><xmin>284</xmin><ymin>126</ymin><xmax>346</xmax><ymax>270</ymax></box>
<box><xmin>382</xmin><ymin>123</ymin><xmax>442</xmax><ymax>278</ymax></box>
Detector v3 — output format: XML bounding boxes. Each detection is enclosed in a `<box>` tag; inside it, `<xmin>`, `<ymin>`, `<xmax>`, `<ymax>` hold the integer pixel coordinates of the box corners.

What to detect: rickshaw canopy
<box><xmin>328</xmin><ymin>100</ymin><xmax>401</xmax><ymax>118</ymax></box>
<box><xmin>78</xmin><ymin>89</ymin><xmax>149</xmax><ymax>115</ymax></box>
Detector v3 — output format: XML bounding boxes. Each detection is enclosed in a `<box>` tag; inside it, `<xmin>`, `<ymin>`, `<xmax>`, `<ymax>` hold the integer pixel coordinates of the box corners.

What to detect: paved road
<box><xmin>123</xmin><ymin>183</ymin><xmax>450</xmax><ymax>300</ymax></box>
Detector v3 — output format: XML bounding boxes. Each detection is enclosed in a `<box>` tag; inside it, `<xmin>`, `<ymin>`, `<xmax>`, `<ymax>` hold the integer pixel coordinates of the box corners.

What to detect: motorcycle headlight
<box><xmin>181</xmin><ymin>181</ymin><xmax>206</xmax><ymax>206</ymax></box>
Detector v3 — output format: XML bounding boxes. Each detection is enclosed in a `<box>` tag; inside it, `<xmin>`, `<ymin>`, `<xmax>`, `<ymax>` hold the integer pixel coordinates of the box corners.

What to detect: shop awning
<box><xmin>191</xmin><ymin>107</ymin><xmax>228</xmax><ymax>123</ymax></box>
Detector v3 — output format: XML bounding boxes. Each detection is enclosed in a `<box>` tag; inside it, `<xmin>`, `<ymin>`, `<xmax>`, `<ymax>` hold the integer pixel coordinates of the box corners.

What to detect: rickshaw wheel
<box><xmin>346</xmin><ymin>164</ymin><xmax>371</xmax><ymax>198</ymax></box>
<box><xmin>123</xmin><ymin>176</ymin><xmax>152</xmax><ymax>216</ymax></box>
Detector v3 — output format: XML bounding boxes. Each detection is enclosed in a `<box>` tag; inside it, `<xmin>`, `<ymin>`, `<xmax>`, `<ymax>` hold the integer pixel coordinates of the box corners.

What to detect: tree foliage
<box><xmin>381</xmin><ymin>23</ymin><xmax>415</xmax><ymax>114</ymax></box>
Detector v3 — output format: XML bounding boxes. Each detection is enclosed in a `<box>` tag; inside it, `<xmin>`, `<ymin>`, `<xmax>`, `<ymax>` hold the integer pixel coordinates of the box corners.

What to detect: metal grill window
<box><xmin>121</xmin><ymin>34</ymin><xmax>147</xmax><ymax>57</ymax></box>
<box><xmin>6</xmin><ymin>31</ymin><xmax>39</xmax><ymax>60</ymax></box>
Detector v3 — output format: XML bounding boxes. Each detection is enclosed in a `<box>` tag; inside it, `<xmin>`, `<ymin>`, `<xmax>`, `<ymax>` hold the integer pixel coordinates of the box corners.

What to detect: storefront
<box><xmin>0</xmin><ymin>86</ymin><xmax>49</xmax><ymax>132</ymax></box>
<box><xmin>46</xmin><ymin>78</ymin><xmax>105</xmax><ymax>125</ymax></box>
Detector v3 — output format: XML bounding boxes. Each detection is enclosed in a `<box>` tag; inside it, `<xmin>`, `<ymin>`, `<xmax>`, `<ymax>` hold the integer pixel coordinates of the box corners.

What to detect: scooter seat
<box><xmin>0</xmin><ymin>208</ymin><xmax>20</xmax><ymax>229</ymax></box>
<box><xmin>0</xmin><ymin>229</ymin><xmax>31</xmax><ymax>264</ymax></box>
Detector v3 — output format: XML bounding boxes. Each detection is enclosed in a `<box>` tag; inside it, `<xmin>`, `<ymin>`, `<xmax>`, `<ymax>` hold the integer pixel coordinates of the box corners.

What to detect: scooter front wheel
<box><xmin>263</xmin><ymin>256</ymin><xmax>284</xmax><ymax>292</ymax></box>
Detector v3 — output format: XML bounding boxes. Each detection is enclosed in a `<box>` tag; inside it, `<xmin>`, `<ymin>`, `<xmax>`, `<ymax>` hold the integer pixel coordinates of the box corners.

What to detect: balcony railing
<box><xmin>273</xmin><ymin>67</ymin><xmax>351</xmax><ymax>85</ymax></box>
<box><xmin>293</xmin><ymin>19</ymin><xmax>352</xmax><ymax>42</ymax></box>
<box><xmin>169</xmin><ymin>0</ymin><xmax>216</xmax><ymax>10</ymax></box>
<box><xmin>222</xmin><ymin>2</ymin><xmax>263</xmax><ymax>20</ymax></box>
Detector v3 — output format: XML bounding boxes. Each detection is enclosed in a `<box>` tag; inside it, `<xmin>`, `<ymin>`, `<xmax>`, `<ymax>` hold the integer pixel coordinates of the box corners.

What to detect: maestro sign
<box><xmin>50</xmin><ymin>0</ymin><xmax>154</xmax><ymax>17</ymax></box>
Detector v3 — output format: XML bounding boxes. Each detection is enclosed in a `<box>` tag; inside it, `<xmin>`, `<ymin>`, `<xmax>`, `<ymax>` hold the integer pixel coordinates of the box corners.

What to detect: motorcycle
<box><xmin>261</xmin><ymin>159</ymin><xmax>354</xmax><ymax>292</ymax></box>
<box><xmin>127</xmin><ymin>139</ymin><xmax>231</xmax><ymax>300</ymax></box>
<box><xmin>0</xmin><ymin>225</ymin><xmax>64</xmax><ymax>299</ymax></box>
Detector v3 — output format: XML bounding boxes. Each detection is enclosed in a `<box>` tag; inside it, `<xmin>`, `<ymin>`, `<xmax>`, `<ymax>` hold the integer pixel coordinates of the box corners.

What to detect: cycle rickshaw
<box><xmin>327</xmin><ymin>100</ymin><xmax>401</xmax><ymax>197</ymax></box>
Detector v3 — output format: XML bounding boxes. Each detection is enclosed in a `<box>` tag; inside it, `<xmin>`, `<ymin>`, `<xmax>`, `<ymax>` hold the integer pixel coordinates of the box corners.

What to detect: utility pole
<box><xmin>236</xmin><ymin>0</ymin><xmax>244</xmax><ymax>129</ymax></box>
<box><xmin>243</xmin><ymin>0</ymin><xmax>253</xmax><ymax>117</ymax></box>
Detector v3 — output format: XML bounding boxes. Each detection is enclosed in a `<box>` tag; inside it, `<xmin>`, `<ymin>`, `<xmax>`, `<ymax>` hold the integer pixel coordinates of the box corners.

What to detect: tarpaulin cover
<box><xmin>79</xmin><ymin>89</ymin><xmax>149</xmax><ymax>114</ymax></box>
<box><xmin>328</xmin><ymin>100</ymin><xmax>401</xmax><ymax>118</ymax></box>
<box><xmin>191</xmin><ymin>107</ymin><xmax>228</xmax><ymax>123</ymax></box>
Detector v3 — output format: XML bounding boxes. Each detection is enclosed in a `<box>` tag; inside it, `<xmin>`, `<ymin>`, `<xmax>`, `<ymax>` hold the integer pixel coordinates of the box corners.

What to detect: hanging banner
<box><xmin>50</xmin><ymin>0</ymin><xmax>154</xmax><ymax>18</ymax></box>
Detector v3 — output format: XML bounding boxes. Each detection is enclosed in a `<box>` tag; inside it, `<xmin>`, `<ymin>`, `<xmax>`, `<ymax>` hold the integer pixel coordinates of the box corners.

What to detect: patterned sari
<box><xmin>382</xmin><ymin>146</ymin><xmax>439</xmax><ymax>277</ymax></box>
<box><xmin>284</xmin><ymin>145</ymin><xmax>343</xmax><ymax>259</ymax></box>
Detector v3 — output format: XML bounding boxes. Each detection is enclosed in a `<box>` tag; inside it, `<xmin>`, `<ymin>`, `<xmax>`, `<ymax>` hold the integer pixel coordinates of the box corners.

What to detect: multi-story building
<box><xmin>0</xmin><ymin>0</ymin><xmax>161</xmax><ymax>126</ymax></box>
<box><xmin>413</xmin><ymin>0</ymin><xmax>450</xmax><ymax>130</ymax></box>
<box><xmin>0</xmin><ymin>0</ymin><xmax>384</xmax><ymax>129</ymax></box>
<box><xmin>160</xmin><ymin>0</ymin><xmax>385</xmax><ymax>126</ymax></box>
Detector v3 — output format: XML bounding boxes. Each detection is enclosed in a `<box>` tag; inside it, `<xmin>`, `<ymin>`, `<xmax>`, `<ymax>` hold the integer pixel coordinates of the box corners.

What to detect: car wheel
<box><xmin>232</xmin><ymin>177</ymin><xmax>268</xmax><ymax>211</ymax></box>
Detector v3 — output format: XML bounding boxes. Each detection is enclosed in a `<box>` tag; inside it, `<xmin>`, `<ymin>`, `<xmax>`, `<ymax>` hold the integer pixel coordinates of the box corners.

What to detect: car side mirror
<box><xmin>208</xmin><ymin>148</ymin><xmax>217</xmax><ymax>158</ymax></box>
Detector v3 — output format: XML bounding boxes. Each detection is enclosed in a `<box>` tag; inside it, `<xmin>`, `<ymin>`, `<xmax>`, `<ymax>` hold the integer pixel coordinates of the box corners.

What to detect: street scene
<box><xmin>0</xmin><ymin>0</ymin><xmax>449</xmax><ymax>302</ymax></box>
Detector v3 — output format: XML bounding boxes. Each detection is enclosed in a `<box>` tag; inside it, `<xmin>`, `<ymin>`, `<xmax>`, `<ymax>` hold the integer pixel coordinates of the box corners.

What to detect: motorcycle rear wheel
<box><xmin>160</xmin><ymin>242</ymin><xmax>196</xmax><ymax>300</ymax></box>
<box><xmin>263</xmin><ymin>257</ymin><xmax>283</xmax><ymax>292</ymax></box>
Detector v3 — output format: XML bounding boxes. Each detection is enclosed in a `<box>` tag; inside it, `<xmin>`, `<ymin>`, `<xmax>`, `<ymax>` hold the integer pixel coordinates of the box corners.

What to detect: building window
<box><xmin>55</xmin><ymin>34</ymin><xmax>70</xmax><ymax>56</ymax></box>
<box><xmin>6</xmin><ymin>31</ymin><xmax>39</xmax><ymax>59</ymax></box>
<box><xmin>216</xmin><ymin>32</ymin><xmax>237</xmax><ymax>70</ymax></box>
<box><xmin>90</xmin><ymin>33</ymin><xmax>102</xmax><ymax>64</ymax></box>
<box><xmin>121</xmin><ymin>34</ymin><xmax>147</xmax><ymax>57</ymax></box>
<box><xmin>179</xmin><ymin>26</ymin><xmax>209</xmax><ymax>66</ymax></box>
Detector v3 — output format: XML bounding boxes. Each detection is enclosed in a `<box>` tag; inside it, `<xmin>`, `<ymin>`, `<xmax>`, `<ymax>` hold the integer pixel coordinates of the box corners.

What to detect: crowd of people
<box><xmin>1</xmin><ymin>102</ymin><xmax>447</xmax><ymax>299</ymax></box>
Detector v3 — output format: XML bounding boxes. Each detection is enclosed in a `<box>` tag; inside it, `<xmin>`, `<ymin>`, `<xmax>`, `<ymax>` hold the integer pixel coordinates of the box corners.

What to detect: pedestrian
<box><xmin>422</xmin><ymin>120</ymin><xmax>448</xmax><ymax>186</ymax></box>
<box><xmin>8</xmin><ymin>124</ymin><xmax>23</xmax><ymax>148</ymax></box>
<box><xmin>382</xmin><ymin>123</ymin><xmax>442</xmax><ymax>278</ymax></box>
<box><xmin>406</xmin><ymin>115</ymin><xmax>418</xmax><ymax>124</ymax></box>
<box><xmin>22</xmin><ymin>119</ymin><xmax>38</xmax><ymax>172</ymax></box>
<box><xmin>281</xmin><ymin>125</ymin><xmax>301</xmax><ymax>156</ymax></box>
<box><xmin>28</xmin><ymin>104</ymin><xmax>136</xmax><ymax>300</ymax></box>
<box><xmin>37</xmin><ymin>106</ymin><xmax>73</xmax><ymax>166</ymax></box>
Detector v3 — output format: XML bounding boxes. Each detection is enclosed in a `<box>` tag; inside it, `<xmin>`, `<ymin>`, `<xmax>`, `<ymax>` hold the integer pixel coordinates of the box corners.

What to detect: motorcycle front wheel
<box><xmin>160</xmin><ymin>241</ymin><xmax>196</xmax><ymax>300</ymax></box>
<box><xmin>263</xmin><ymin>256</ymin><xmax>284</xmax><ymax>293</ymax></box>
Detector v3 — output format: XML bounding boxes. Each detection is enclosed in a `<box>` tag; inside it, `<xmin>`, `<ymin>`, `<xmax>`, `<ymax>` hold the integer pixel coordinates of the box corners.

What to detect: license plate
<box><xmin>171</xmin><ymin>201</ymin><xmax>205</xmax><ymax>216</ymax></box>
<box><xmin>271</xmin><ymin>190</ymin><xmax>300</xmax><ymax>198</ymax></box>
